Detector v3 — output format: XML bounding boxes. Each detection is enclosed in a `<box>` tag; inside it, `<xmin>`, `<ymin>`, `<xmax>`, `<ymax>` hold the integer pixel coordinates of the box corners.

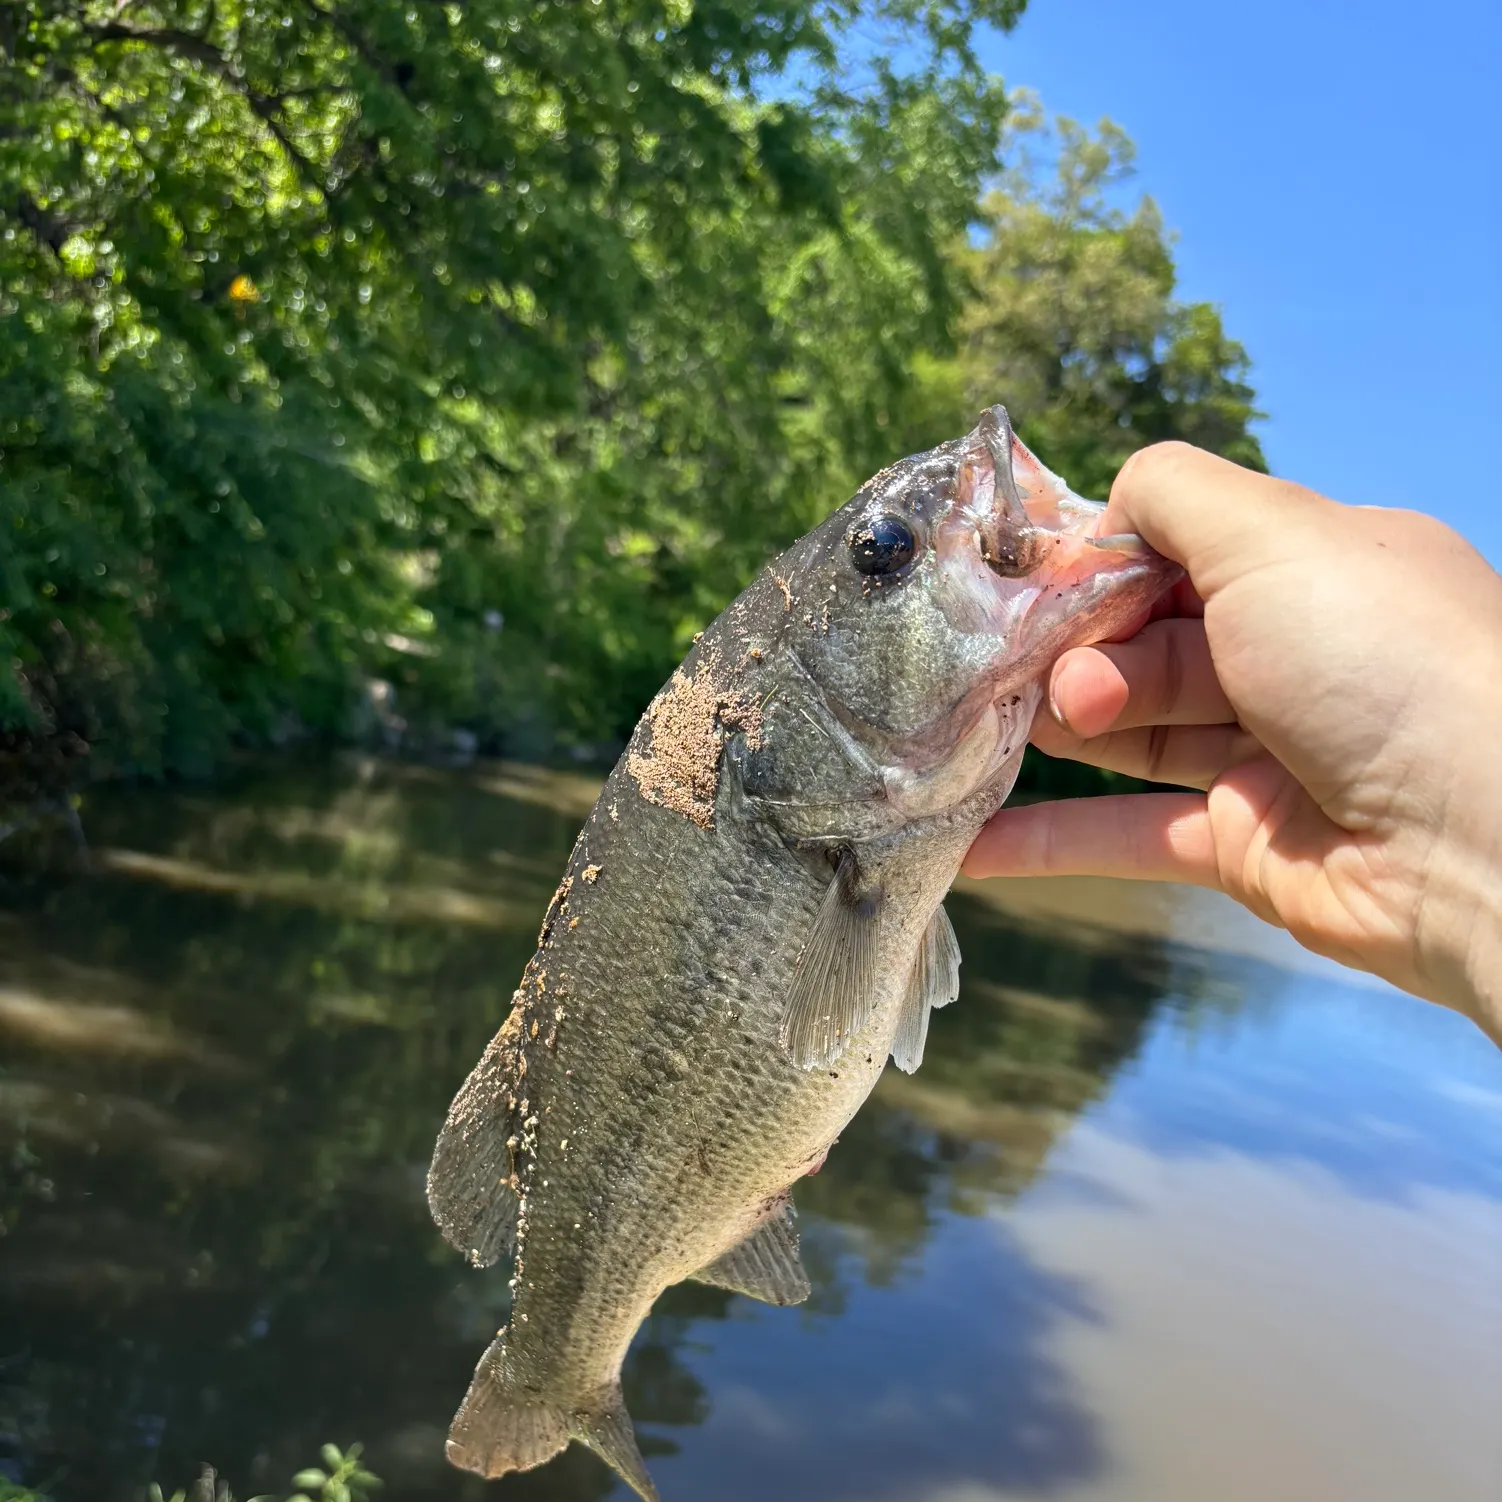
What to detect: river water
<box><xmin>1</xmin><ymin>757</ymin><xmax>1497</xmax><ymax>1502</ymax></box>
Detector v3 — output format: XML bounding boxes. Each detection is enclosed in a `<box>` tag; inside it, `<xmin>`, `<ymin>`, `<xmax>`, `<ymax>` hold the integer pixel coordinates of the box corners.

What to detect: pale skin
<box><xmin>964</xmin><ymin>442</ymin><xmax>1502</xmax><ymax>1047</ymax></box>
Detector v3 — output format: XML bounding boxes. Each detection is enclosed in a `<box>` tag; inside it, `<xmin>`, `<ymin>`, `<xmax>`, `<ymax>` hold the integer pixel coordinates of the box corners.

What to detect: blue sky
<box><xmin>981</xmin><ymin>0</ymin><xmax>1502</xmax><ymax>563</ymax></box>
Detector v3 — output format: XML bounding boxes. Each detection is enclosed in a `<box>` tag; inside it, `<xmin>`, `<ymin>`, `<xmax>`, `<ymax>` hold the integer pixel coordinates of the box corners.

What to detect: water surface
<box><xmin>1</xmin><ymin>758</ymin><xmax>1497</xmax><ymax>1501</ymax></box>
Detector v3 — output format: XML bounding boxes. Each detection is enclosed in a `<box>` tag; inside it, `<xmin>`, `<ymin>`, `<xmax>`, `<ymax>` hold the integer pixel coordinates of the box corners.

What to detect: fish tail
<box><xmin>574</xmin><ymin>1388</ymin><xmax>659</xmax><ymax>1502</ymax></box>
<box><xmin>447</xmin><ymin>1336</ymin><xmax>660</xmax><ymax>1502</ymax></box>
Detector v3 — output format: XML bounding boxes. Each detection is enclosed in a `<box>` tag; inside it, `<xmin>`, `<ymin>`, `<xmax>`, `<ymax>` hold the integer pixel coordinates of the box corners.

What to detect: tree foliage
<box><xmin>894</xmin><ymin>102</ymin><xmax>1265</xmax><ymax>796</ymax></box>
<box><xmin>1</xmin><ymin>0</ymin><xmax>1024</xmax><ymax>773</ymax></box>
<box><xmin>0</xmin><ymin>6</ymin><xmax>1262</xmax><ymax>791</ymax></box>
<box><xmin>895</xmin><ymin>97</ymin><xmax>1265</xmax><ymax>491</ymax></box>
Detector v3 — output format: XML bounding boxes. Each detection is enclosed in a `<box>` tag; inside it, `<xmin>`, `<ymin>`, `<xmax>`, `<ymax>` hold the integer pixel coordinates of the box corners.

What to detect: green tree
<box><xmin>890</xmin><ymin>100</ymin><xmax>1265</xmax><ymax>796</ymax></box>
<box><xmin>365</xmin><ymin>97</ymin><xmax>1268</xmax><ymax>757</ymax></box>
<box><xmin>898</xmin><ymin>96</ymin><xmax>1264</xmax><ymax>490</ymax></box>
<box><xmin>0</xmin><ymin>1</ymin><xmax>1024</xmax><ymax>785</ymax></box>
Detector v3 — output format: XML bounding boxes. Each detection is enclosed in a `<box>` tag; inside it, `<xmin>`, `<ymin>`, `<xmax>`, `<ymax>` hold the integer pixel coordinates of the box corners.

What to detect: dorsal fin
<box><xmin>890</xmin><ymin>902</ymin><xmax>962</xmax><ymax>1074</ymax></box>
<box><xmin>427</xmin><ymin>1006</ymin><xmax>525</xmax><ymax>1266</ymax></box>
<box><xmin>692</xmin><ymin>1198</ymin><xmax>810</xmax><ymax>1306</ymax></box>
<box><xmin>779</xmin><ymin>847</ymin><xmax>882</xmax><ymax>1068</ymax></box>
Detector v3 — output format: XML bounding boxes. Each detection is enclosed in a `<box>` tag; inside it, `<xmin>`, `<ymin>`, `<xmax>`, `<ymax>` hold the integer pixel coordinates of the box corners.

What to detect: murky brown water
<box><xmin>1</xmin><ymin>756</ymin><xmax>1498</xmax><ymax>1502</ymax></box>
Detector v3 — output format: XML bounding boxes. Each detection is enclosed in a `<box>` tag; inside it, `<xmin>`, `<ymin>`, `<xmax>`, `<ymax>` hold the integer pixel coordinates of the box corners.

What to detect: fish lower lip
<box><xmin>1020</xmin><ymin>549</ymin><xmax>1183</xmax><ymax>662</ymax></box>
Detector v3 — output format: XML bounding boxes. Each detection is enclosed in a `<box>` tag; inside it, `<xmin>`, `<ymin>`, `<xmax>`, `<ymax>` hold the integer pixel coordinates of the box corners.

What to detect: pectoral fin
<box><xmin>890</xmin><ymin>903</ymin><xmax>961</xmax><ymax>1074</ymax></box>
<box><xmin>779</xmin><ymin>847</ymin><xmax>881</xmax><ymax>1069</ymax></box>
<box><xmin>692</xmin><ymin>1199</ymin><xmax>811</xmax><ymax>1306</ymax></box>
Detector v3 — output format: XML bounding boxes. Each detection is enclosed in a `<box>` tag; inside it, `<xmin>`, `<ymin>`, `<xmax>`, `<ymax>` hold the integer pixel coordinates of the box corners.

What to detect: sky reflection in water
<box><xmin>0</xmin><ymin>759</ymin><xmax>1497</xmax><ymax>1502</ymax></box>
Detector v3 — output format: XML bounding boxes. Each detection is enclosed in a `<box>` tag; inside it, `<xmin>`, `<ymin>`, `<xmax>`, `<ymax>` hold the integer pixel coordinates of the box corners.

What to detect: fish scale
<box><xmin>427</xmin><ymin>405</ymin><xmax>1181</xmax><ymax>1498</ymax></box>
<box><xmin>506</xmin><ymin>780</ymin><xmax>957</xmax><ymax>1354</ymax></box>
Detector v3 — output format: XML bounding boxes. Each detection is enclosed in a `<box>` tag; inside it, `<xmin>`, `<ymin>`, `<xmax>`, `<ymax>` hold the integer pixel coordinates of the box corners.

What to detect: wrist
<box><xmin>1417</xmin><ymin>795</ymin><xmax>1502</xmax><ymax>1047</ymax></box>
<box><xmin>1460</xmin><ymin>890</ymin><xmax>1502</xmax><ymax>1047</ymax></box>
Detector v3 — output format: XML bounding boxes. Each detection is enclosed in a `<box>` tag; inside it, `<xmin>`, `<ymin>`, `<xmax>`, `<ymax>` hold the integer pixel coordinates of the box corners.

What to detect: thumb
<box><xmin>1104</xmin><ymin>443</ymin><xmax>1340</xmax><ymax>602</ymax></box>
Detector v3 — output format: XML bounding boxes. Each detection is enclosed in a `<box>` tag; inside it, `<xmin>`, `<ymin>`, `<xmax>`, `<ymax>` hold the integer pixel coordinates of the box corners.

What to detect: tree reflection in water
<box><xmin>0</xmin><ymin>758</ymin><xmax>1205</xmax><ymax>1501</ymax></box>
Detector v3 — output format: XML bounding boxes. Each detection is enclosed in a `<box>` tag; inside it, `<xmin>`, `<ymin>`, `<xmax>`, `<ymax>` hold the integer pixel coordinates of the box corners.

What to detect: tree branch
<box><xmin>86</xmin><ymin>22</ymin><xmax>224</xmax><ymax>69</ymax></box>
<box><xmin>245</xmin><ymin>91</ymin><xmax>325</xmax><ymax>192</ymax></box>
<box><xmin>85</xmin><ymin>21</ymin><xmax>329</xmax><ymax>196</ymax></box>
<box><xmin>13</xmin><ymin>192</ymin><xmax>76</xmax><ymax>258</ymax></box>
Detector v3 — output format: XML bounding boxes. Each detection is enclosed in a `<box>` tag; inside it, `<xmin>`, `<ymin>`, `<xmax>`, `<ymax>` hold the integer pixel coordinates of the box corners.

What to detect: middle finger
<box><xmin>1049</xmin><ymin>617</ymin><xmax>1236</xmax><ymax>739</ymax></box>
<box><xmin>1030</xmin><ymin>719</ymin><xmax>1265</xmax><ymax>791</ymax></box>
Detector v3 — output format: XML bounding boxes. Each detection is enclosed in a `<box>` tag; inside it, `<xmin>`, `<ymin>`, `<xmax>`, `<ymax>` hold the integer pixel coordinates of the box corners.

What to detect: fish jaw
<box><xmin>877</xmin><ymin>683</ymin><xmax>1038</xmax><ymax>821</ymax></box>
<box><xmin>933</xmin><ymin>406</ymin><xmax>1182</xmax><ymax>685</ymax></box>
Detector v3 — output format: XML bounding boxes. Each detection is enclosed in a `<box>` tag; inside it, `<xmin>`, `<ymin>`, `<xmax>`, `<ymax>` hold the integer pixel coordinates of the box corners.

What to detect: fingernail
<box><xmin>1048</xmin><ymin>662</ymin><xmax>1074</xmax><ymax>733</ymax></box>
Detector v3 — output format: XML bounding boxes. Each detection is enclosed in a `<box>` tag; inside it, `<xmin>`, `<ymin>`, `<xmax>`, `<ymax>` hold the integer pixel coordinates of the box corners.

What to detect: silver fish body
<box><xmin>427</xmin><ymin>406</ymin><xmax>1179</xmax><ymax>1498</ymax></box>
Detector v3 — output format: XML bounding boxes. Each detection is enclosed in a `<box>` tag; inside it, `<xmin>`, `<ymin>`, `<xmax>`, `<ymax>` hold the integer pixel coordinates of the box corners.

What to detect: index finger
<box><xmin>962</xmin><ymin>792</ymin><xmax>1219</xmax><ymax>885</ymax></box>
<box><xmin>1103</xmin><ymin>443</ymin><xmax>1340</xmax><ymax>602</ymax></box>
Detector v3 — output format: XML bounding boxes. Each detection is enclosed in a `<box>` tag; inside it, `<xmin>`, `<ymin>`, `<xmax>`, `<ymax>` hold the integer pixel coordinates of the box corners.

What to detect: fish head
<box><xmin>783</xmin><ymin>405</ymin><xmax>1182</xmax><ymax>821</ymax></box>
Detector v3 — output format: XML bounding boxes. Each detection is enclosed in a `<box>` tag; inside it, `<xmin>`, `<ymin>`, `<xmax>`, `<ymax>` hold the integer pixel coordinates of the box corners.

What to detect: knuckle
<box><xmin>1144</xmin><ymin>723</ymin><xmax>1172</xmax><ymax>782</ymax></box>
<box><xmin>1112</xmin><ymin>440</ymin><xmax>1194</xmax><ymax>502</ymax></box>
<box><xmin>1383</xmin><ymin>507</ymin><xmax>1456</xmax><ymax>550</ymax></box>
<box><xmin>1157</xmin><ymin>621</ymin><xmax>1185</xmax><ymax>718</ymax></box>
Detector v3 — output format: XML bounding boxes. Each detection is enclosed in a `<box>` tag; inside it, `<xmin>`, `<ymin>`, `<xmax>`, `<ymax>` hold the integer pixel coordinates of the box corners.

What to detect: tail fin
<box><xmin>446</xmin><ymin>1336</ymin><xmax>660</xmax><ymax>1502</ymax></box>
<box><xmin>576</xmin><ymin>1390</ymin><xmax>659</xmax><ymax>1502</ymax></box>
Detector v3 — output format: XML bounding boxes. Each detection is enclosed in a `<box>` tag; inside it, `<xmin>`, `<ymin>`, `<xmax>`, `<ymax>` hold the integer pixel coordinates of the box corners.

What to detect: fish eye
<box><xmin>848</xmin><ymin>514</ymin><xmax>917</xmax><ymax>577</ymax></box>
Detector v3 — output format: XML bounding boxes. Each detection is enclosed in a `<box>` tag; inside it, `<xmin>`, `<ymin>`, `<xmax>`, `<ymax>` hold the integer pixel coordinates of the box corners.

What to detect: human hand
<box><xmin>964</xmin><ymin>442</ymin><xmax>1502</xmax><ymax>1044</ymax></box>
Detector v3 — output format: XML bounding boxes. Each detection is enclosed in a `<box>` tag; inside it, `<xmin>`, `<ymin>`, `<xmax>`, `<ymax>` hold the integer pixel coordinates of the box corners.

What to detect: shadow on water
<box><xmin>0</xmin><ymin>757</ymin><xmax>1233</xmax><ymax>1500</ymax></box>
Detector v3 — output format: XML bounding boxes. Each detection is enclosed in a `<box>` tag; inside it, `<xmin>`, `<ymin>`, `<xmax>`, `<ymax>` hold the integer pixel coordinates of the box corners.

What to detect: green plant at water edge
<box><xmin>282</xmin><ymin>1443</ymin><xmax>381</xmax><ymax>1502</ymax></box>
<box><xmin>0</xmin><ymin>1484</ymin><xmax>55</xmax><ymax>1502</ymax></box>
<box><xmin>145</xmin><ymin>1444</ymin><xmax>380</xmax><ymax>1502</ymax></box>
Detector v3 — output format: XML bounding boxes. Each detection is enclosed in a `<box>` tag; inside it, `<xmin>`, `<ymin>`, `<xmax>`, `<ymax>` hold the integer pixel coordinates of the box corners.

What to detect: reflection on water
<box><xmin>0</xmin><ymin>757</ymin><xmax>1497</xmax><ymax>1501</ymax></box>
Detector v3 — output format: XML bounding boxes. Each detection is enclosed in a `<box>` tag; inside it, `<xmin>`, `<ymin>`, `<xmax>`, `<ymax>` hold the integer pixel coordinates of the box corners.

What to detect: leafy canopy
<box><xmin>0</xmin><ymin>6</ymin><xmax>1262</xmax><ymax>789</ymax></box>
<box><xmin>1</xmin><ymin>0</ymin><xmax>1024</xmax><ymax>774</ymax></box>
<box><xmin>896</xmin><ymin>95</ymin><xmax>1265</xmax><ymax>489</ymax></box>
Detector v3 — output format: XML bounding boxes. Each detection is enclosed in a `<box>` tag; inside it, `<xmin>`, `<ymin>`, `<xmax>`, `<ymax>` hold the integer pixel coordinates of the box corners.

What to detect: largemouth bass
<box><xmin>427</xmin><ymin>406</ymin><xmax>1179</xmax><ymax>1498</ymax></box>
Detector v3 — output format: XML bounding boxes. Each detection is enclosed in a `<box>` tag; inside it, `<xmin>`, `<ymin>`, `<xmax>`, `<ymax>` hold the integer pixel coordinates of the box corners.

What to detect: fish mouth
<box><xmin>934</xmin><ymin>406</ymin><xmax>1182</xmax><ymax>681</ymax></box>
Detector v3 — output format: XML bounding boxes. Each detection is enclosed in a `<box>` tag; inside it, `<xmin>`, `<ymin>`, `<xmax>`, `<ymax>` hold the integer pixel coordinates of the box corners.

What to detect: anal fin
<box><xmin>890</xmin><ymin>902</ymin><xmax>962</xmax><ymax>1074</ymax></box>
<box><xmin>692</xmin><ymin>1198</ymin><xmax>811</xmax><ymax>1306</ymax></box>
<box><xmin>446</xmin><ymin>1334</ymin><xmax>570</xmax><ymax>1478</ymax></box>
<box><xmin>779</xmin><ymin>847</ymin><xmax>881</xmax><ymax>1068</ymax></box>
